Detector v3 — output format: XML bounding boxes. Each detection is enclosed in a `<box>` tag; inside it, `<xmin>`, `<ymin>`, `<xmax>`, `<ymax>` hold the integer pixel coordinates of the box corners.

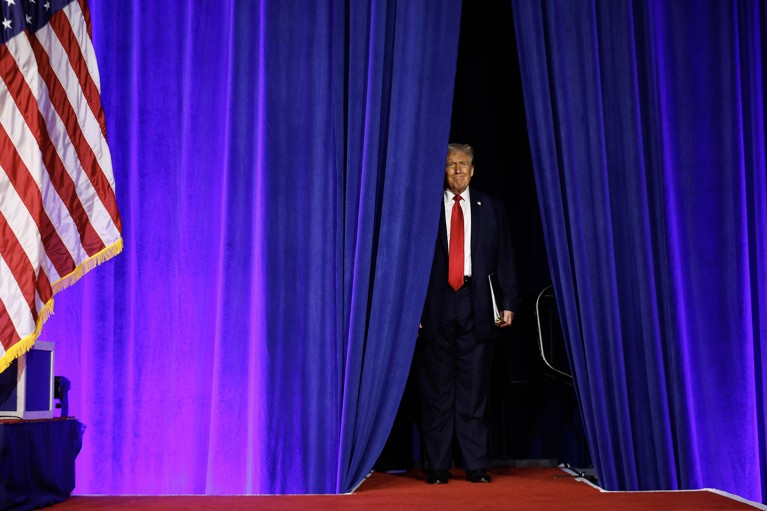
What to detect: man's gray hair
<box><xmin>447</xmin><ymin>143</ymin><xmax>474</xmax><ymax>163</ymax></box>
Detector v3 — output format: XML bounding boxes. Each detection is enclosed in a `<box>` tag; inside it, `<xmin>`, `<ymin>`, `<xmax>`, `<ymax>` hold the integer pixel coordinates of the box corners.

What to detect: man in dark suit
<box><xmin>418</xmin><ymin>143</ymin><xmax>518</xmax><ymax>485</ymax></box>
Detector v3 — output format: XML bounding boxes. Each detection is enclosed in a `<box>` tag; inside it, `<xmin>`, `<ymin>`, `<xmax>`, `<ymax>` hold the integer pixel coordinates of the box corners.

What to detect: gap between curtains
<box><xmin>42</xmin><ymin>0</ymin><xmax>461</xmax><ymax>494</ymax></box>
<box><xmin>512</xmin><ymin>0</ymin><xmax>767</xmax><ymax>502</ymax></box>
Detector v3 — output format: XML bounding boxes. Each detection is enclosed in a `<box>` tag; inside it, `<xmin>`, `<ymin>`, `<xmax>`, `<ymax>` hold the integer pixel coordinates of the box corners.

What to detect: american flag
<box><xmin>0</xmin><ymin>0</ymin><xmax>121</xmax><ymax>373</ymax></box>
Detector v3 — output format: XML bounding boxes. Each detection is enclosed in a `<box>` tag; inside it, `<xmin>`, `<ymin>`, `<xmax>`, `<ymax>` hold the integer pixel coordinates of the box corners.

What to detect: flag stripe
<box><xmin>0</xmin><ymin>298</ymin><xmax>20</xmax><ymax>350</ymax></box>
<box><xmin>49</xmin><ymin>9</ymin><xmax>106</xmax><ymax>137</ymax></box>
<box><xmin>0</xmin><ymin>211</ymin><xmax>45</xmax><ymax>327</ymax></box>
<box><xmin>28</xmin><ymin>32</ymin><xmax>122</xmax><ymax>232</ymax></box>
<box><xmin>68</xmin><ymin>1</ymin><xmax>101</xmax><ymax>92</ymax></box>
<box><xmin>35</xmin><ymin>18</ymin><xmax>116</xmax><ymax>198</ymax></box>
<box><xmin>0</xmin><ymin>254</ymin><xmax>28</xmax><ymax>340</ymax></box>
<box><xmin>37</xmin><ymin>270</ymin><xmax>51</xmax><ymax>304</ymax></box>
<box><xmin>0</xmin><ymin>124</ymin><xmax>76</xmax><ymax>278</ymax></box>
<box><xmin>0</xmin><ymin>162</ymin><xmax>60</xmax><ymax>284</ymax></box>
<box><xmin>77</xmin><ymin>0</ymin><xmax>93</xmax><ymax>42</ymax></box>
<box><xmin>36</xmin><ymin>16</ymin><xmax>108</xmax><ymax>160</ymax></box>
<box><xmin>0</xmin><ymin>42</ymin><xmax>106</xmax><ymax>259</ymax></box>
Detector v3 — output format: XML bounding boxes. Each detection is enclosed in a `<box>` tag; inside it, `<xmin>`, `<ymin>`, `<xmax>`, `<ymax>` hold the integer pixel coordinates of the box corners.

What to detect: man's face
<box><xmin>445</xmin><ymin>150</ymin><xmax>474</xmax><ymax>195</ymax></box>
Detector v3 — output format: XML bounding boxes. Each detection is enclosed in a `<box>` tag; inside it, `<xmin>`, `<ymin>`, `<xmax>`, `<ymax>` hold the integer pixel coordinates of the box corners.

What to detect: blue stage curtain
<box><xmin>41</xmin><ymin>0</ymin><xmax>460</xmax><ymax>494</ymax></box>
<box><xmin>512</xmin><ymin>0</ymin><xmax>767</xmax><ymax>502</ymax></box>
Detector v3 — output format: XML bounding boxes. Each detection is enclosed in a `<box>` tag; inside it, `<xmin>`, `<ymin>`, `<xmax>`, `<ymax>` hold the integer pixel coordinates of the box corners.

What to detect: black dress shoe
<box><xmin>466</xmin><ymin>469</ymin><xmax>492</xmax><ymax>483</ymax></box>
<box><xmin>427</xmin><ymin>469</ymin><xmax>450</xmax><ymax>484</ymax></box>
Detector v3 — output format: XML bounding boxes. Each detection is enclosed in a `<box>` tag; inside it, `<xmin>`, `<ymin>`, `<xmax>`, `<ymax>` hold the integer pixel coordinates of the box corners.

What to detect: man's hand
<box><xmin>498</xmin><ymin>310</ymin><xmax>515</xmax><ymax>328</ymax></box>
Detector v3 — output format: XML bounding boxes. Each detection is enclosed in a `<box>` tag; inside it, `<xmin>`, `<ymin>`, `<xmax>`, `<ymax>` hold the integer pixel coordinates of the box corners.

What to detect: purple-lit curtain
<box><xmin>512</xmin><ymin>0</ymin><xmax>767</xmax><ymax>503</ymax></box>
<box><xmin>42</xmin><ymin>0</ymin><xmax>461</xmax><ymax>495</ymax></box>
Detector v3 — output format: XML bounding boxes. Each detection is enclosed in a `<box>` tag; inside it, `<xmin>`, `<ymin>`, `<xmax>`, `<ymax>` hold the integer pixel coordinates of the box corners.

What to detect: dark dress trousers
<box><xmin>418</xmin><ymin>188</ymin><xmax>518</xmax><ymax>472</ymax></box>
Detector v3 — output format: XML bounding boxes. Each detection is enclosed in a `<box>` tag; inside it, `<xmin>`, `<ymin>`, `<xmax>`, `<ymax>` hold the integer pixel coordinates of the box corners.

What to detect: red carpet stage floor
<box><xmin>49</xmin><ymin>467</ymin><xmax>765</xmax><ymax>511</ymax></box>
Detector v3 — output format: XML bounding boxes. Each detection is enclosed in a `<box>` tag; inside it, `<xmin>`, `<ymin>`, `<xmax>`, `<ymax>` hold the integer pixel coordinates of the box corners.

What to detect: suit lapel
<box><xmin>470</xmin><ymin>191</ymin><xmax>482</xmax><ymax>255</ymax></box>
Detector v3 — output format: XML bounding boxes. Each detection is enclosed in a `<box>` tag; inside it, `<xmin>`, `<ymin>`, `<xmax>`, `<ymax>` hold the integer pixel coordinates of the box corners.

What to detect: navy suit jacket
<box><xmin>421</xmin><ymin>188</ymin><xmax>518</xmax><ymax>341</ymax></box>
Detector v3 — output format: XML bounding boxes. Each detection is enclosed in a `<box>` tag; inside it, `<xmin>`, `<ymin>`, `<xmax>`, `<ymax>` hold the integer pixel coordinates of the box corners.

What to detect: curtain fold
<box><xmin>43</xmin><ymin>0</ymin><xmax>461</xmax><ymax>494</ymax></box>
<box><xmin>512</xmin><ymin>0</ymin><xmax>767</xmax><ymax>502</ymax></box>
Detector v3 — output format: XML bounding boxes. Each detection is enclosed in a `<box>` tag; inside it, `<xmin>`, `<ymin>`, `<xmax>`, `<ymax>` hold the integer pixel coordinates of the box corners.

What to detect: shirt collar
<box><xmin>444</xmin><ymin>186</ymin><xmax>471</xmax><ymax>204</ymax></box>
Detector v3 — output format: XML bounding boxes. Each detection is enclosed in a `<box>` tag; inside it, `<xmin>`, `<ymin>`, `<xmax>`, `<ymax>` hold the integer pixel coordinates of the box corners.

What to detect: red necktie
<box><xmin>448</xmin><ymin>195</ymin><xmax>464</xmax><ymax>291</ymax></box>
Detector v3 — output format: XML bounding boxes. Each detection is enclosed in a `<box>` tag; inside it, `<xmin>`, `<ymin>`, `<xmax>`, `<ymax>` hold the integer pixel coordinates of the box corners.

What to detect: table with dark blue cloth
<box><xmin>0</xmin><ymin>418</ymin><xmax>84</xmax><ymax>511</ymax></box>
